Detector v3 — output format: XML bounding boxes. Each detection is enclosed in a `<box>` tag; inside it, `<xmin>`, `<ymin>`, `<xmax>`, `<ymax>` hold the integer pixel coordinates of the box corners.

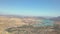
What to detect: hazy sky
<box><xmin>0</xmin><ymin>0</ymin><xmax>60</xmax><ymax>17</ymax></box>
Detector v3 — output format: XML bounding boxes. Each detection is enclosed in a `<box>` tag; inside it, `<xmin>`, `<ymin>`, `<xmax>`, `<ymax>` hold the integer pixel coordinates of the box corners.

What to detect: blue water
<box><xmin>33</xmin><ymin>19</ymin><xmax>54</xmax><ymax>27</ymax></box>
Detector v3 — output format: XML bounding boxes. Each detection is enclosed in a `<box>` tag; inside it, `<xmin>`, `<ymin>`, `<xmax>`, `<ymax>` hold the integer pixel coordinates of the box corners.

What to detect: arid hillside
<box><xmin>0</xmin><ymin>16</ymin><xmax>60</xmax><ymax>34</ymax></box>
<box><xmin>0</xmin><ymin>16</ymin><xmax>45</xmax><ymax>34</ymax></box>
<box><xmin>0</xmin><ymin>16</ymin><xmax>26</xmax><ymax>34</ymax></box>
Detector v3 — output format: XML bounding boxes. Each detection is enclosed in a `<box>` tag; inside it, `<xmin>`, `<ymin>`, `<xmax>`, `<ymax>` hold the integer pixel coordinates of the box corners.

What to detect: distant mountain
<box><xmin>0</xmin><ymin>15</ymin><xmax>25</xmax><ymax>18</ymax></box>
<box><xmin>32</xmin><ymin>16</ymin><xmax>46</xmax><ymax>19</ymax></box>
<box><xmin>0</xmin><ymin>15</ymin><xmax>46</xmax><ymax>19</ymax></box>
<box><xmin>49</xmin><ymin>16</ymin><xmax>60</xmax><ymax>21</ymax></box>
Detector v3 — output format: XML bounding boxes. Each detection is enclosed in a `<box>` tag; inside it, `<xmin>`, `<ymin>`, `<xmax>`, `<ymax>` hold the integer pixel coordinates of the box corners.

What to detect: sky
<box><xmin>0</xmin><ymin>0</ymin><xmax>60</xmax><ymax>17</ymax></box>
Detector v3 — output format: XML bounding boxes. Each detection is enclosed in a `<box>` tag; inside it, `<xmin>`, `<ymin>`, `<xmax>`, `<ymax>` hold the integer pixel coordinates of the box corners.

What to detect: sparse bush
<box><xmin>54</xmin><ymin>24</ymin><xmax>60</xmax><ymax>34</ymax></box>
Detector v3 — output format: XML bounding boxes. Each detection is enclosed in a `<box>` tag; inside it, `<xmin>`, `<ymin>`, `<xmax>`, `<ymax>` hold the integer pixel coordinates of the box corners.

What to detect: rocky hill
<box><xmin>0</xmin><ymin>15</ymin><xmax>59</xmax><ymax>34</ymax></box>
<box><xmin>0</xmin><ymin>15</ymin><xmax>45</xmax><ymax>34</ymax></box>
<box><xmin>50</xmin><ymin>16</ymin><xmax>60</xmax><ymax>21</ymax></box>
<box><xmin>49</xmin><ymin>16</ymin><xmax>60</xmax><ymax>25</ymax></box>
